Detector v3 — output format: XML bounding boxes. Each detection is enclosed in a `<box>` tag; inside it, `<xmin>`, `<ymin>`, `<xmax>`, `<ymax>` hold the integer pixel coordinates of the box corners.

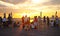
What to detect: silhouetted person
<box><xmin>8</xmin><ymin>14</ymin><xmax>12</xmax><ymax>25</ymax></box>
<box><xmin>22</xmin><ymin>16</ymin><xmax>24</xmax><ymax>23</ymax></box>
<box><xmin>51</xmin><ymin>15</ymin><xmax>55</xmax><ymax>27</ymax></box>
<box><xmin>13</xmin><ymin>22</ymin><xmax>17</xmax><ymax>27</ymax></box>
<box><xmin>0</xmin><ymin>17</ymin><xmax>2</xmax><ymax>28</ymax></box>
<box><xmin>37</xmin><ymin>16</ymin><xmax>41</xmax><ymax>29</ymax></box>
<box><xmin>2</xmin><ymin>13</ymin><xmax>7</xmax><ymax>28</ymax></box>
<box><xmin>43</xmin><ymin>16</ymin><xmax>46</xmax><ymax>23</ymax></box>
<box><xmin>37</xmin><ymin>16</ymin><xmax>41</xmax><ymax>23</ymax></box>
<box><xmin>17</xmin><ymin>22</ymin><xmax>20</xmax><ymax>27</ymax></box>
<box><xmin>34</xmin><ymin>16</ymin><xmax>38</xmax><ymax>29</ymax></box>
<box><xmin>22</xmin><ymin>16</ymin><xmax>25</xmax><ymax>29</ymax></box>
<box><xmin>8</xmin><ymin>13</ymin><xmax>12</xmax><ymax>27</ymax></box>
<box><xmin>27</xmin><ymin>17</ymin><xmax>30</xmax><ymax>30</ymax></box>
<box><xmin>47</xmin><ymin>16</ymin><xmax>50</xmax><ymax>26</ymax></box>
<box><xmin>55</xmin><ymin>16</ymin><xmax>59</xmax><ymax>27</ymax></box>
<box><xmin>24</xmin><ymin>15</ymin><xmax>29</xmax><ymax>31</ymax></box>
<box><xmin>24</xmin><ymin>15</ymin><xmax>28</xmax><ymax>24</ymax></box>
<box><xmin>30</xmin><ymin>22</ymin><xmax>35</xmax><ymax>29</ymax></box>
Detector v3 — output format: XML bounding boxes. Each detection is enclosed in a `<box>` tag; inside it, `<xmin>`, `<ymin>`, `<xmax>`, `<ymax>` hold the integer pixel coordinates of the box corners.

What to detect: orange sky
<box><xmin>0</xmin><ymin>11</ymin><xmax>60</xmax><ymax>18</ymax></box>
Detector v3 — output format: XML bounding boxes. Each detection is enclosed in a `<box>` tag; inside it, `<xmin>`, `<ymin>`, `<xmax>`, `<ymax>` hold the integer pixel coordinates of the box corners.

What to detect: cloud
<box><xmin>0</xmin><ymin>4</ymin><xmax>6</xmax><ymax>7</ymax></box>
<box><xmin>41</xmin><ymin>0</ymin><xmax>60</xmax><ymax>10</ymax></box>
<box><xmin>0</xmin><ymin>1</ymin><xmax>15</xmax><ymax>7</ymax></box>
<box><xmin>1</xmin><ymin>0</ymin><xmax>27</xmax><ymax>4</ymax></box>
<box><xmin>43</xmin><ymin>0</ymin><xmax>60</xmax><ymax>5</ymax></box>
<box><xmin>0</xmin><ymin>0</ymin><xmax>60</xmax><ymax>13</ymax></box>
<box><xmin>50</xmin><ymin>0</ymin><xmax>60</xmax><ymax>5</ymax></box>
<box><xmin>0</xmin><ymin>1</ymin><xmax>19</xmax><ymax>9</ymax></box>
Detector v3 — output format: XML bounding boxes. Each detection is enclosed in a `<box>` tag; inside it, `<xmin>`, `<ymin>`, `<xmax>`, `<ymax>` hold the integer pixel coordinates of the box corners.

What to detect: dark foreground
<box><xmin>0</xmin><ymin>24</ymin><xmax>60</xmax><ymax>36</ymax></box>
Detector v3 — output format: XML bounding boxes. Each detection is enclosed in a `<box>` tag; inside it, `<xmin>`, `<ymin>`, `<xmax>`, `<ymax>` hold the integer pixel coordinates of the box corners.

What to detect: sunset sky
<box><xmin>0</xmin><ymin>0</ymin><xmax>60</xmax><ymax>18</ymax></box>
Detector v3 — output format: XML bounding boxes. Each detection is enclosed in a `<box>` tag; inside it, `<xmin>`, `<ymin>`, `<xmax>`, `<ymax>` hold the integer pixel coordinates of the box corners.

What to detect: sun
<box><xmin>31</xmin><ymin>0</ymin><xmax>46</xmax><ymax>4</ymax></box>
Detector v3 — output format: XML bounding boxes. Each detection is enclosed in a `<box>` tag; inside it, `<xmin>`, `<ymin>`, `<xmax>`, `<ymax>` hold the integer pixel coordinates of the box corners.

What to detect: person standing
<box><xmin>37</xmin><ymin>16</ymin><xmax>41</xmax><ymax>24</ymax></box>
<box><xmin>43</xmin><ymin>16</ymin><xmax>46</xmax><ymax>24</ymax></box>
<box><xmin>2</xmin><ymin>16</ymin><xmax>7</xmax><ymax>28</ymax></box>
<box><xmin>37</xmin><ymin>16</ymin><xmax>41</xmax><ymax>29</ymax></box>
<box><xmin>0</xmin><ymin>17</ymin><xmax>2</xmax><ymax>28</ymax></box>
<box><xmin>8</xmin><ymin>14</ymin><xmax>12</xmax><ymax>27</ymax></box>
<box><xmin>24</xmin><ymin>15</ymin><xmax>28</xmax><ymax>31</ymax></box>
<box><xmin>55</xmin><ymin>16</ymin><xmax>59</xmax><ymax>27</ymax></box>
<box><xmin>34</xmin><ymin>16</ymin><xmax>38</xmax><ymax>29</ymax></box>
<box><xmin>27</xmin><ymin>17</ymin><xmax>30</xmax><ymax>30</ymax></box>
<box><xmin>51</xmin><ymin>15</ymin><xmax>55</xmax><ymax>27</ymax></box>
<box><xmin>47</xmin><ymin>16</ymin><xmax>50</xmax><ymax>27</ymax></box>
<box><xmin>22</xmin><ymin>16</ymin><xmax>25</xmax><ymax>29</ymax></box>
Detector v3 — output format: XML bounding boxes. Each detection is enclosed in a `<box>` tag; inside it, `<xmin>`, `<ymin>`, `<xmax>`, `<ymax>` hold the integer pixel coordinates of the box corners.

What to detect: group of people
<box><xmin>21</xmin><ymin>15</ymin><xmax>59</xmax><ymax>31</ymax></box>
<box><xmin>21</xmin><ymin>15</ymin><xmax>42</xmax><ymax>30</ymax></box>
<box><xmin>22</xmin><ymin>15</ymin><xmax>30</xmax><ymax>30</ymax></box>
<box><xmin>50</xmin><ymin>15</ymin><xmax>59</xmax><ymax>27</ymax></box>
<box><xmin>0</xmin><ymin>13</ymin><xmax>59</xmax><ymax>30</ymax></box>
<box><xmin>0</xmin><ymin>13</ymin><xmax>12</xmax><ymax>28</ymax></box>
<box><xmin>43</xmin><ymin>15</ymin><xmax>59</xmax><ymax>27</ymax></box>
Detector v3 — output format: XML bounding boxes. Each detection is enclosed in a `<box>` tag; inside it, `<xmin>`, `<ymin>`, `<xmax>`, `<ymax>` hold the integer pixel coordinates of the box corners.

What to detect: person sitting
<box><xmin>17</xmin><ymin>22</ymin><xmax>20</xmax><ymax>27</ymax></box>
<box><xmin>50</xmin><ymin>20</ymin><xmax>54</xmax><ymax>27</ymax></box>
<box><xmin>30</xmin><ymin>22</ymin><xmax>35</xmax><ymax>29</ymax></box>
<box><xmin>13</xmin><ymin>22</ymin><xmax>17</xmax><ymax>27</ymax></box>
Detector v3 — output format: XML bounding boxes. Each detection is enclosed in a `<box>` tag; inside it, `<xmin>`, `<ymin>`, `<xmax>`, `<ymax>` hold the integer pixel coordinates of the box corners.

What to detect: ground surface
<box><xmin>0</xmin><ymin>23</ymin><xmax>60</xmax><ymax>36</ymax></box>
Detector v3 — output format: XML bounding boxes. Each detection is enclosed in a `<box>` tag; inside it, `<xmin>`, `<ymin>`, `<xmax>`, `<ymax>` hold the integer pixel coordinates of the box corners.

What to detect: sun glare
<box><xmin>21</xmin><ymin>13</ymin><xmax>30</xmax><ymax>17</ymax></box>
<box><xmin>31</xmin><ymin>0</ymin><xmax>46</xmax><ymax>4</ymax></box>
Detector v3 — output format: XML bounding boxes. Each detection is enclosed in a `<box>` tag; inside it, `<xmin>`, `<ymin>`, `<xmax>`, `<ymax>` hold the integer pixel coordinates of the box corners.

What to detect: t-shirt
<box><xmin>24</xmin><ymin>17</ymin><xmax>28</xmax><ymax>23</ymax></box>
<box><xmin>31</xmin><ymin>24</ymin><xmax>35</xmax><ymax>28</ymax></box>
<box><xmin>55</xmin><ymin>18</ymin><xmax>59</xmax><ymax>24</ymax></box>
<box><xmin>34</xmin><ymin>18</ymin><xmax>38</xmax><ymax>22</ymax></box>
<box><xmin>38</xmin><ymin>18</ymin><xmax>41</xmax><ymax>22</ymax></box>
<box><xmin>2</xmin><ymin>18</ymin><xmax>6</xmax><ymax>22</ymax></box>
